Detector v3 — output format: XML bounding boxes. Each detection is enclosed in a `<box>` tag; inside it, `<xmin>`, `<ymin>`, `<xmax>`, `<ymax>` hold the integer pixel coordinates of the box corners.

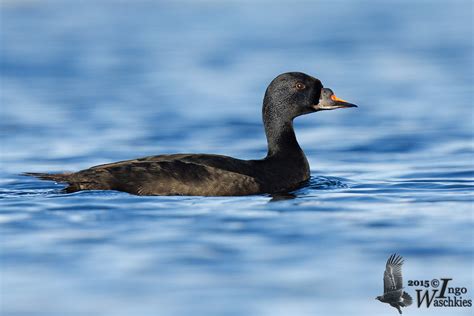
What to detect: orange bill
<box><xmin>330</xmin><ymin>94</ymin><xmax>348</xmax><ymax>103</ymax></box>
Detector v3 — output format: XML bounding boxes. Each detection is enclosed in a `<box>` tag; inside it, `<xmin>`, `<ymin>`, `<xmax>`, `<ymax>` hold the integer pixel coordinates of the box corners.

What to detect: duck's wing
<box><xmin>383</xmin><ymin>254</ymin><xmax>405</xmax><ymax>294</ymax></box>
<box><xmin>71</xmin><ymin>154</ymin><xmax>263</xmax><ymax>196</ymax></box>
<box><xmin>90</xmin><ymin>154</ymin><xmax>254</xmax><ymax>174</ymax></box>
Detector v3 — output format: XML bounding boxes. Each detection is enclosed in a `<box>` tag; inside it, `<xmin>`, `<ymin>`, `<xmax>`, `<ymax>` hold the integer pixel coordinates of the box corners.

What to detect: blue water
<box><xmin>1</xmin><ymin>1</ymin><xmax>473</xmax><ymax>315</ymax></box>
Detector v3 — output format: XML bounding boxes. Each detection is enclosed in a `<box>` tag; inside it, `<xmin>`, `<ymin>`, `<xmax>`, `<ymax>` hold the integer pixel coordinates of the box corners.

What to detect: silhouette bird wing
<box><xmin>383</xmin><ymin>254</ymin><xmax>404</xmax><ymax>294</ymax></box>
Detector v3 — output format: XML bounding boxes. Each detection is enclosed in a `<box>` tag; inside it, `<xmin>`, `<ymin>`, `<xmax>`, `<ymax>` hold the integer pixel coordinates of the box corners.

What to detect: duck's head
<box><xmin>263</xmin><ymin>72</ymin><xmax>357</xmax><ymax>120</ymax></box>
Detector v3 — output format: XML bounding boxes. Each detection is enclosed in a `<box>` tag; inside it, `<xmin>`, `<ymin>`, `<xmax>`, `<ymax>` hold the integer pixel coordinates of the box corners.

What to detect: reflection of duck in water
<box><xmin>26</xmin><ymin>72</ymin><xmax>357</xmax><ymax>196</ymax></box>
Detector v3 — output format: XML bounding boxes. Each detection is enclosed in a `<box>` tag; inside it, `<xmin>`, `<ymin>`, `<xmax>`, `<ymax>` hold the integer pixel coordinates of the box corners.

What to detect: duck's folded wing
<box><xmin>81</xmin><ymin>158</ymin><xmax>262</xmax><ymax>196</ymax></box>
<box><xmin>90</xmin><ymin>154</ymin><xmax>250</xmax><ymax>172</ymax></box>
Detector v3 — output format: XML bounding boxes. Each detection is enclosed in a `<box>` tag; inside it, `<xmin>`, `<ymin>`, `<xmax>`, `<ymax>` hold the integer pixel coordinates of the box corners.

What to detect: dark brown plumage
<box><xmin>25</xmin><ymin>72</ymin><xmax>357</xmax><ymax>196</ymax></box>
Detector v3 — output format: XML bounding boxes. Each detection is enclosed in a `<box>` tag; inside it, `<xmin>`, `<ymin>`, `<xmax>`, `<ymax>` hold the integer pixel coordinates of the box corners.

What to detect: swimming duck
<box><xmin>26</xmin><ymin>72</ymin><xmax>357</xmax><ymax>196</ymax></box>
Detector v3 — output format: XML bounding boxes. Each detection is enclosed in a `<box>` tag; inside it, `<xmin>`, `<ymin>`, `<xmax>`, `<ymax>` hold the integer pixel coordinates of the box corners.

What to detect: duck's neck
<box><xmin>263</xmin><ymin>113</ymin><xmax>303</xmax><ymax>159</ymax></box>
<box><xmin>261</xmin><ymin>99</ymin><xmax>311</xmax><ymax>184</ymax></box>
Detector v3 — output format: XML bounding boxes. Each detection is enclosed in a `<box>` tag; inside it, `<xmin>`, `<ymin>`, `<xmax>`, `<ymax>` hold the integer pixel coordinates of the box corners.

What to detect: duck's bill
<box><xmin>331</xmin><ymin>100</ymin><xmax>358</xmax><ymax>109</ymax></box>
<box><xmin>330</xmin><ymin>94</ymin><xmax>358</xmax><ymax>108</ymax></box>
<box><xmin>312</xmin><ymin>93</ymin><xmax>358</xmax><ymax>111</ymax></box>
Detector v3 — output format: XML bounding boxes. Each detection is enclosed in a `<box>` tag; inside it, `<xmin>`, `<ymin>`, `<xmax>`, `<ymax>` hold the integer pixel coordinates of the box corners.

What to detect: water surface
<box><xmin>1</xmin><ymin>1</ymin><xmax>473</xmax><ymax>315</ymax></box>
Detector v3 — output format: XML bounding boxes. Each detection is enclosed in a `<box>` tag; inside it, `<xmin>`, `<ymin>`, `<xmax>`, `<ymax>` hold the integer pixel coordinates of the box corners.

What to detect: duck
<box><xmin>25</xmin><ymin>72</ymin><xmax>357</xmax><ymax>196</ymax></box>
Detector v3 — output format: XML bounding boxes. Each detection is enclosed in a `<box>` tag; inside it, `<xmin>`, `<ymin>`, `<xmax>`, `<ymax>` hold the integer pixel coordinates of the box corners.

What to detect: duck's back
<box><xmin>64</xmin><ymin>154</ymin><xmax>264</xmax><ymax>196</ymax></box>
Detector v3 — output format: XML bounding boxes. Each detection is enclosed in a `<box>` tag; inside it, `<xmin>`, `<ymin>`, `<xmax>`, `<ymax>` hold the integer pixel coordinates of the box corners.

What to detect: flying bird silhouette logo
<box><xmin>376</xmin><ymin>254</ymin><xmax>413</xmax><ymax>314</ymax></box>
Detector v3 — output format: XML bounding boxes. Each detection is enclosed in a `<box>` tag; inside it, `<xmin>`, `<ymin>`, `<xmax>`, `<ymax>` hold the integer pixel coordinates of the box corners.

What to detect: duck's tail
<box><xmin>23</xmin><ymin>172</ymin><xmax>72</xmax><ymax>183</ymax></box>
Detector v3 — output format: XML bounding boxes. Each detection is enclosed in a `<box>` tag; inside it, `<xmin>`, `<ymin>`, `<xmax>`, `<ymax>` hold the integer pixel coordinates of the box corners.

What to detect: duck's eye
<box><xmin>295</xmin><ymin>82</ymin><xmax>306</xmax><ymax>90</ymax></box>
